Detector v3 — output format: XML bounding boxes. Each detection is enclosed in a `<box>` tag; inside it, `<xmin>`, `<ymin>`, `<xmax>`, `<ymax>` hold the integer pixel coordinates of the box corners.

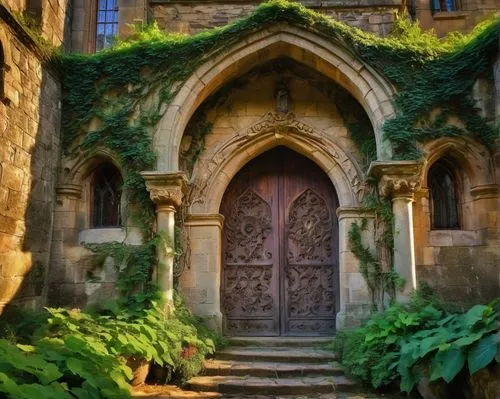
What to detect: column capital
<box><xmin>141</xmin><ymin>171</ymin><xmax>188</xmax><ymax>208</ymax></box>
<box><xmin>368</xmin><ymin>161</ymin><xmax>423</xmax><ymax>199</ymax></box>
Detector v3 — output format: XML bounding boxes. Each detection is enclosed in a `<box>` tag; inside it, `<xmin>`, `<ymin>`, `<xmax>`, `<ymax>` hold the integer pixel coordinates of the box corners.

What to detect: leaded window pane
<box><xmin>96</xmin><ymin>0</ymin><xmax>118</xmax><ymax>51</ymax></box>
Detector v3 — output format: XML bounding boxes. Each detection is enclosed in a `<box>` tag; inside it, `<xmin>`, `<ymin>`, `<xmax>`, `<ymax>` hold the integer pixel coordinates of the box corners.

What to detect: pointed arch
<box><xmin>154</xmin><ymin>24</ymin><xmax>396</xmax><ymax>171</ymax></box>
<box><xmin>188</xmin><ymin>114</ymin><xmax>365</xmax><ymax>214</ymax></box>
<box><xmin>422</xmin><ymin>137</ymin><xmax>493</xmax><ymax>188</ymax></box>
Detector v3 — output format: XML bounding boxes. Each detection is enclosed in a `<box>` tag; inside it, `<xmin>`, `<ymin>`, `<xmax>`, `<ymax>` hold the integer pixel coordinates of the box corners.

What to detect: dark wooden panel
<box><xmin>220</xmin><ymin>150</ymin><xmax>280</xmax><ymax>336</ymax></box>
<box><xmin>220</xmin><ymin>147</ymin><xmax>339</xmax><ymax>336</ymax></box>
<box><xmin>280</xmin><ymin>149</ymin><xmax>339</xmax><ymax>336</ymax></box>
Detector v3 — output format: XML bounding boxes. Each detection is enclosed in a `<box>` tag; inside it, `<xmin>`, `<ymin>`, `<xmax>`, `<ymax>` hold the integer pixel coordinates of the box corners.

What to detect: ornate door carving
<box><xmin>220</xmin><ymin>147</ymin><xmax>338</xmax><ymax>336</ymax></box>
<box><xmin>285</xmin><ymin>189</ymin><xmax>336</xmax><ymax>334</ymax></box>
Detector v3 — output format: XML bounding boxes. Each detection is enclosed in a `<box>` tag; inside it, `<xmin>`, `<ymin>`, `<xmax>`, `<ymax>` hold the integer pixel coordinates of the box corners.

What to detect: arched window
<box><xmin>96</xmin><ymin>0</ymin><xmax>119</xmax><ymax>51</ymax></box>
<box><xmin>91</xmin><ymin>163</ymin><xmax>122</xmax><ymax>228</ymax></box>
<box><xmin>428</xmin><ymin>158</ymin><xmax>460</xmax><ymax>229</ymax></box>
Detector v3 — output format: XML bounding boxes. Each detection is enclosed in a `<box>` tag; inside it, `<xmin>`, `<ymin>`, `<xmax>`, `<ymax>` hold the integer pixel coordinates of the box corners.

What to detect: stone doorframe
<box><xmin>153</xmin><ymin>23</ymin><xmax>397</xmax><ymax>171</ymax></box>
<box><xmin>144</xmin><ymin>112</ymin><xmax>380</xmax><ymax>330</ymax></box>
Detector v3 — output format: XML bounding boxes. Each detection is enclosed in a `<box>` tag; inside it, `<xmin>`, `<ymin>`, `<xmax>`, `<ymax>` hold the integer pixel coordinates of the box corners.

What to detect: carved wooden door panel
<box><xmin>282</xmin><ymin>155</ymin><xmax>338</xmax><ymax>335</ymax></box>
<box><xmin>220</xmin><ymin>147</ymin><xmax>338</xmax><ymax>336</ymax></box>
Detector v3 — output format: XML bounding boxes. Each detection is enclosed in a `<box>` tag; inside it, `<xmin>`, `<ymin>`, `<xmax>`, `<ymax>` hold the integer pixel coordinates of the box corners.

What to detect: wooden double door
<box><xmin>220</xmin><ymin>147</ymin><xmax>339</xmax><ymax>336</ymax></box>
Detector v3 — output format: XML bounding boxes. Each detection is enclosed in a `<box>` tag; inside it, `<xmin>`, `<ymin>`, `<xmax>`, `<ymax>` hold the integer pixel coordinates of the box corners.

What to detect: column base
<box><xmin>199</xmin><ymin>311</ymin><xmax>223</xmax><ymax>333</ymax></box>
<box><xmin>336</xmin><ymin>303</ymin><xmax>372</xmax><ymax>330</ymax></box>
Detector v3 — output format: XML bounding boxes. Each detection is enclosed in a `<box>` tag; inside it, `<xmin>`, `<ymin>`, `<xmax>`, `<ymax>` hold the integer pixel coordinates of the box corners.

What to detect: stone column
<box><xmin>142</xmin><ymin>172</ymin><xmax>187</xmax><ymax>309</ymax></box>
<box><xmin>369</xmin><ymin>161</ymin><xmax>423</xmax><ymax>302</ymax></box>
<box><xmin>182</xmin><ymin>214</ymin><xmax>224</xmax><ymax>331</ymax></box>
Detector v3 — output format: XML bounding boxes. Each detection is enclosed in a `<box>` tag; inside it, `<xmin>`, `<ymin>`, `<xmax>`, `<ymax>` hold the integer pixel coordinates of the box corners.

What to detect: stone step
<box><xmin>203</xmin><ymin>359</ymin><xmax>343</xmax><ymax>377</ymax></box>
<box><xmin>132</xmin><ymin>384</ymin><xmax>222</xmax><ymax>398</ymax></box>
<box><xmin>187</xmin><ymin>375</ymin><xmax>356</xmax><ymax>395</ymax></box>
<box><xmin>215</xmin><ymin>347</ymin><xmax>338</xmax><ymax>363</ymax></box>
<box><xmin>227</xmin><ymin>337</ymin><xmax>334</xmax><ymax>348</ymax></box>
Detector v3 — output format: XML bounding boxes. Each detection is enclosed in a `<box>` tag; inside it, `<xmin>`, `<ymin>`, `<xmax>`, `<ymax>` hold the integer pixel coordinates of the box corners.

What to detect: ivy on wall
<box><xmin>57</xmin><ymin>0</ymin><xmax>499</xmax><ymax>306</ymax></box>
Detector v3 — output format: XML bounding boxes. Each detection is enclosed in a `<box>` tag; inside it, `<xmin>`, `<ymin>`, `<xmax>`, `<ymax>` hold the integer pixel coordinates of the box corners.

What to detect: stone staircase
<box><xmin>187</xmin><ymin>337</ymin><xmax>356</xmax><ymax>397</ymax></box>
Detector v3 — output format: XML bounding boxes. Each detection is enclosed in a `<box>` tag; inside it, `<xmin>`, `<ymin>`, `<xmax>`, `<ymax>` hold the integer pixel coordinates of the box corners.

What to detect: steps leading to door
<box><xmin>187</xmin><ymin>375</ymin><xmax>356</xmax><ymax>395</ymax></box>
<box><xmin>203</xmin><ymin>359</ymin><xmax>344</xmax><ymax>377</ymax></box>
<box><xmin>227</xmin><ymin>336</ymin><xmax>333</xmax><ymax>347</ymax></box>
<box><xmin>215</xmin><ymin>347</ymin><xmax>338</xmax><ymax>363</ymax></box>
<box><xmin>186</xmin><ymin>337</ymin><xmax>357</xmax><ymax>396</ymax></box>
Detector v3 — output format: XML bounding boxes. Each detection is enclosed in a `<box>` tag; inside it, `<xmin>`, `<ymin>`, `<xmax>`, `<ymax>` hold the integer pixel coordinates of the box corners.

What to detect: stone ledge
<box><xmin>78</xmin><ymin>227</ymin><xmax>143</xmax><ymax>246</ymax></box>
<box><xmin>429</xmin><ymin>229</ymin><xmax>486</xmax><ymax>247</ymax></box>
<box><xmin>433</xmin><ymin>10</ymin><xmax>468</xmax><ymax>20</ymax></box>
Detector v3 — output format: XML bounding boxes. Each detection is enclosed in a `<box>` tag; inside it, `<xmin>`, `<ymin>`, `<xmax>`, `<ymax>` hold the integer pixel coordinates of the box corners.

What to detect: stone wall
<box><xmin>150</xmin><ymin>0</ymin><xmax>399</xmax><ymax>37</ymax></box>
<box><xmin>71</xmin><ymin>0</ymin><xmax>148</xmax><ymax>53</ymax></box>
<box><xmin>1</xmin><ymin>1</ymin><xmax>70</xmax><ymax>48</ymax></box>
<box><xmin>0</xmin><ymin>11</ymin><xmax>62</xmax><ymax>311</ymax></box>
<box><xmin>413</xmin><ymin>0</ymin><xmax>498</xmax><ymax>36</ymax></box>
<box><xmin>413</xmin><ymin>141</ymin><xmax>500</xmax><ymax>306</ymax></box>
<box><xmin>39</xmin><ymin>0</ymin><xmax>71</xmax><ymax>48</ymax></box>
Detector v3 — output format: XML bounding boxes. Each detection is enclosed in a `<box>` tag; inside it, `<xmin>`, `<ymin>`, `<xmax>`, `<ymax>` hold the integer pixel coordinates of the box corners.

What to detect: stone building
<box><xmin>0</xmin><ymin>0</ymin><xmax>498</xmax><ymax>335</ymax></box>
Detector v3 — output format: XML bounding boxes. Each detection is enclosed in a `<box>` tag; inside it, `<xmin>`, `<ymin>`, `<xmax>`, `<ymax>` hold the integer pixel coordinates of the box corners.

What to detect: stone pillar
<box><xmin>142</xmin><ymin>172</ymin><xmax>188</xmax><ymax>309</ymax></box>
<box><xmin>181</xmin><ymin>214</ymin><xmax>224</xmax><ymax>331</ymax></box>
<box><xmin>336</xmin><ymin>207</ymin><xmax>375</xmax><ymax>329</ymax></box>
<box><xmin>369</xmin><ymin>161</ymin><xmax>423</xmax><ymax>302</ymax></box>
<box><xmin>392</xmin><ymin>194</ymin><xmax>417</xmax><ymax>299</ymax></box>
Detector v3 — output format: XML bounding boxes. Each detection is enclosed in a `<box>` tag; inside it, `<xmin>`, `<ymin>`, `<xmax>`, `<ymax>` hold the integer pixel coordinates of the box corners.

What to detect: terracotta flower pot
<box><xmin>127</xmin><ymin>358</ymin><xmax>150</xmax><ymax>386</ymax></box>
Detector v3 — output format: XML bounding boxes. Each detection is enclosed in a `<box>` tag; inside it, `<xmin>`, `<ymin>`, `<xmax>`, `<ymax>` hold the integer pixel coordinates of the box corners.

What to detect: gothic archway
<box><xmin>154</xmin><ymin>24</ymin><xmax>396</xmax><ymax>171</ymax></box>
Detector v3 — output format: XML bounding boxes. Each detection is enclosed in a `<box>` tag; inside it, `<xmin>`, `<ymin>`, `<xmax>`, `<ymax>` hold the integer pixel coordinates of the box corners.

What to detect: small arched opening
<box><xmin>90</xmin><ymin>162</ymin><xmax>123</xmax><ymax>228</ymax></box>
<box><xmin>428</xmin><ymin>157</ymin><xmax>462</xmax><ymax>230</ymax></box>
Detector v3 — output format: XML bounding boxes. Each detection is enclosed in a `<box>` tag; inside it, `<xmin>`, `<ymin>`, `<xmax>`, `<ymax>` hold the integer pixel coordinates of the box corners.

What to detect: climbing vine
<box><xmin>348</xmin><ymin>188</ymin><xmax>402</xmax><ymax>312</ymax></box>
<box><xmin>58</xmin><ymin>0</ymin><xmax>499</xmax><ymax>306</ymax></box>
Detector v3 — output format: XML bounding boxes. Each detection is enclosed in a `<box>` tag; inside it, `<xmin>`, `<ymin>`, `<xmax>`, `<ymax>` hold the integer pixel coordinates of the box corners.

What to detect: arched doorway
<box><xmin>220</xmin><ymin>147</ymin><xmax>340</xmax><ymax>336</ymax></box>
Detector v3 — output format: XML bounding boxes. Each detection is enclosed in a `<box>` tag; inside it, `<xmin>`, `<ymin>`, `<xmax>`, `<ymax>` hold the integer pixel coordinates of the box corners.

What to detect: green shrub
<box><xmin>0</xmin><ymin>296</ymin><xmax>222</xmax><ymax>398</ymax></box>
<box><xmin>333</xmin><ymin>299</ymin><xmax>499</xmax><ymax>393</ymax></box>
<box><xmin>0</xmin><ymin>337</ymin><xmax>130</xmax><ymax>398</ymax></box>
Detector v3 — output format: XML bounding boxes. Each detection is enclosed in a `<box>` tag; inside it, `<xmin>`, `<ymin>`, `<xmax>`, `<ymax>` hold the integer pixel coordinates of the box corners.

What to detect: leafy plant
<box><xmin>0</xmin><ymin>337</ymin><xmax>130</xmax><ymax>398</ymax></box>
<box><xmin>0</xmin><ymin>292</ymin><xmax>222</xmax><ymax>398</ymax></box>
<box><xmin>333</xmin><ymin>297</ymin><xmax>499</xmax><ymax>394</ymax></box>
<box><xmin>398</xmin><ymin>302</ymin><xmax>499</xmax><ymax>392</ymax></box>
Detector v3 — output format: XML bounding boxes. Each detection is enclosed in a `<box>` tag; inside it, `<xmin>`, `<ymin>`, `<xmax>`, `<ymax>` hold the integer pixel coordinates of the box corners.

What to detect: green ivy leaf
<box><xmin>468</xmin><ymin>334</ymin><xmax>497</xmax><ymax>375</ymax></box>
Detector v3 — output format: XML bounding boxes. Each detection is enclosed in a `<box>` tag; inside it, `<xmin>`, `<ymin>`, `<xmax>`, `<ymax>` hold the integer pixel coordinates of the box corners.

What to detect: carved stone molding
<box><xmin>185</xmin><ymin>213</ymin><xmax>225</xmax><ymax>229</ymax></box>
<box><xmin>368</xmin><ymin>161</ymin><xmax>423</xmax><ymax>199</ymax></box>
<box><xmin>56</xmin><ymin>184</ymin><xmax>83</xmax><ymax>199</ymax></box>
<box><xmin>141</xmin><ymin>171</ymin><xmax>188</xmax><ymax>208</ymax></box>
<box><xmin>470</xmin><ymin>184</ymin><xmax>499</xmax><ymax>200</ymax></box>
<box><xmin>190</xmin><ymin>111</ymin><xmax>366</xmax><ymax>208</ymax></box>
<box><xmin>336</xmin><ymin>206</ymin><xmax>375</xmax><ymax>221</ymax></box>
<box><xmin>247</xmin><ymin>112</ymin><xmax>314</xmax><ymax>138</ymax></box>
